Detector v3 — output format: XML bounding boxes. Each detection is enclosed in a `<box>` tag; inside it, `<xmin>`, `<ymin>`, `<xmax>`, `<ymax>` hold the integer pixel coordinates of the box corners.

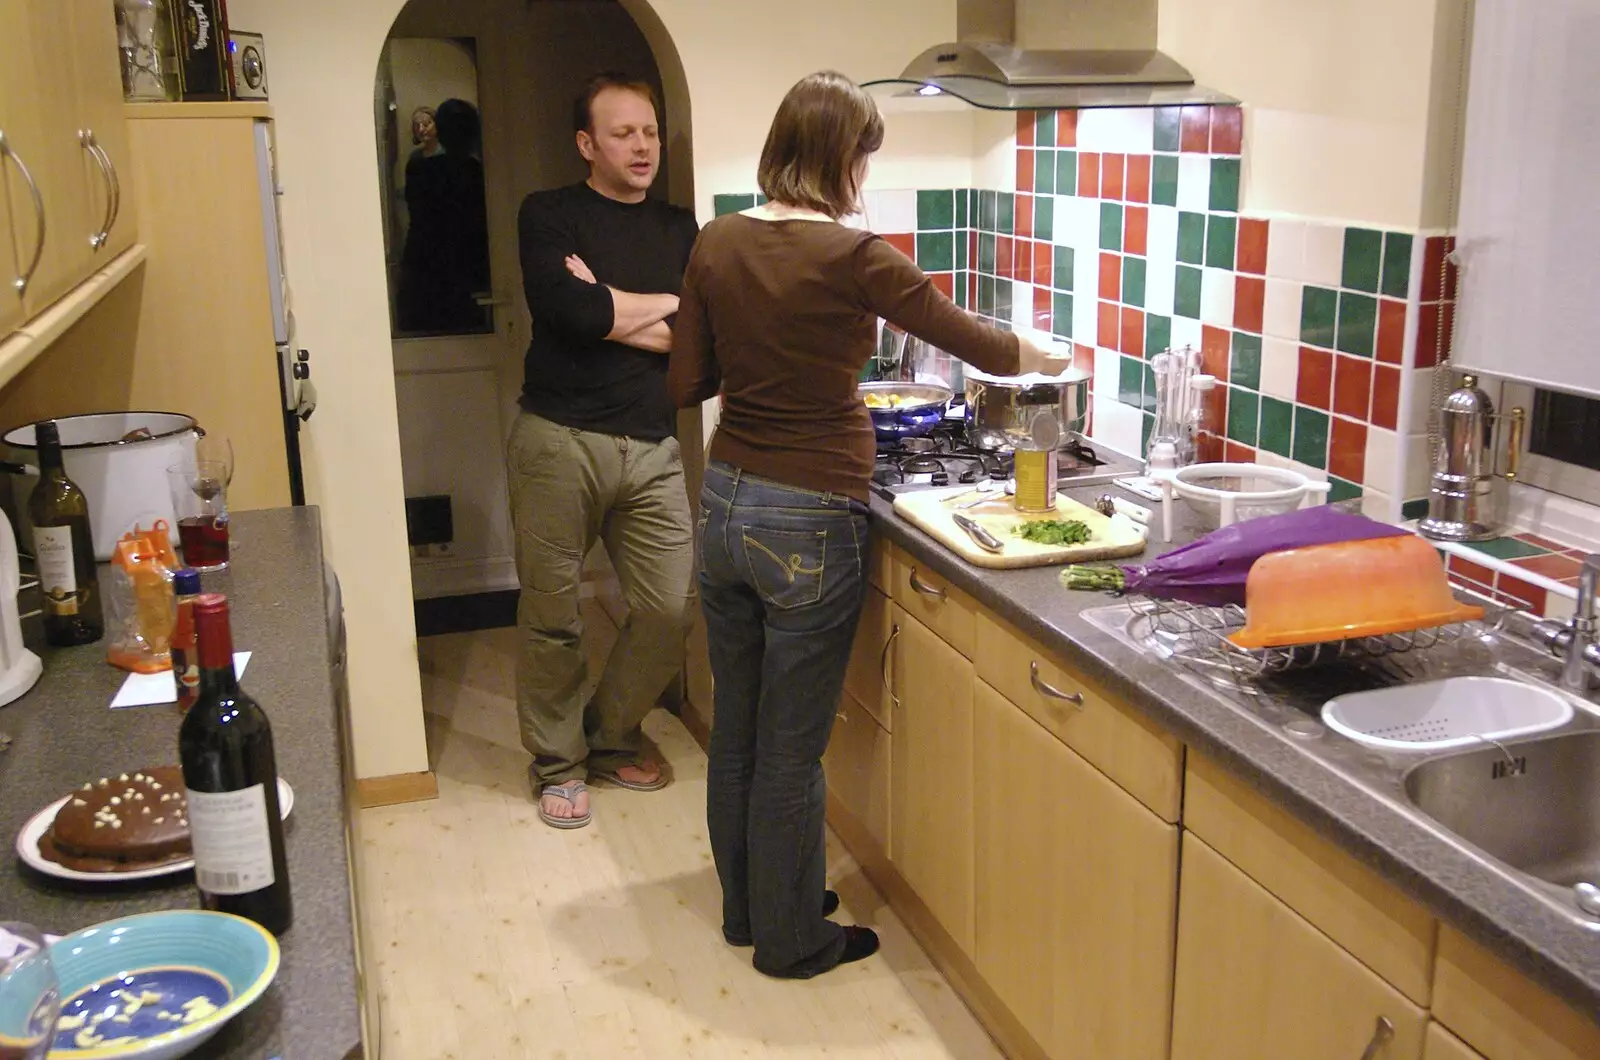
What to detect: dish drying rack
<box><xmin>1127</xmin><ymin>596</ymin><xmax>1508</xmax><ymax>686</ymax></box>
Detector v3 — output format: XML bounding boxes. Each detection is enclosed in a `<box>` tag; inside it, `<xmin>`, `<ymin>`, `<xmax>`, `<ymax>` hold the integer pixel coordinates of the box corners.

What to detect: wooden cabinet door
<box><xmin>843</xmin><ymin>584</ymin><xmax>892</xmax><ymax>730</ymax></box>
<box><xmin>1423</xmin><ymin>1024</ymin><xmax>1485</xmax><ymax>1060</ymax></box>
<box><xmin>823</xmin><ymin>689</ymin><xmax>891</xmax><ymax>857</ymax></box>
<box><xmin>1171</xmin><ymin>834</ymin><xmax>1428</xmax><ymax>1060</ymax></box>
<box><xmin>65</xmin><ymin>0</ymin><xmax>136</xmax><ymax>260</ymax></box>
<box><xmin>890</xmin><ymin>606</ymin><xmax>975</xmax><ymax>956</ymax></box>
<box><xmin>973</xmin><ymin>679</ymin><xmax>1179</xmax><ymax>1060</ymax></box>
<box><xmin>0</xmin><ymin>0</ymin><xmax>64</xmax><ymax>327</ymax></box>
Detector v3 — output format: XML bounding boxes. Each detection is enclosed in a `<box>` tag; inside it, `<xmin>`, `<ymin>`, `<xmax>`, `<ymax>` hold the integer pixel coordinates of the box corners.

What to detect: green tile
<box><xmin>917</xmin><ymin>190</ymin><xmax>955</xmax><ymax>231</ymax></box>
<box><xmin>1122</xmin><ymin>256</ymin><xmax>1147</xmax><ymax>308</ymax></box>
<box><xmin>956</xmin><ymin>189</ymin><xmax>971</xmax><ymax>229</ymax></box>
<box><xmin>979</xmin><ymin>190</ymin><xmax>997</xmax><ymax>232</ymax></box>
<box><xmin>1177</xmin><ymin>211</ymin><xmax>1205</xmax><ymax>265</ymax></box>
<box><xmin>1461</xmin><ymin>537</ymin><xmax>1549</xmax><ymax>561</ymax></box>
<box><xmin>956</xmin><ymin>229</ymin><xmax>969</xmax><ymax>271</ymax></box>
<box><xmin>1341</xmin><ymin>227</ymin><xmax>1383</xmax><ymax>293</ymax></box>
<box><xmin>1382</xmin><ymin>232</ymin><xmax>1413</xmax><ymax>299</ymax></box>
<box><xmin>1300</xmin><ymin>286</ymin><xmax>1338</xmax><ymax>348</ymax></box>
<box><xmin>955</xmin><ymin>270</ymin><xmax>968</xmax><ymax>310</ymax></box>
<box><xmin>1052</xmin><ymin>291</ymin><xmax>1073</xmax><ymax>339</ymax></box>
<box><xmin>979</xmin><ymin>233</ymin><xmax>996</xmax><ymax>275</ymax></box>
<box><xmin>1142</xmin><ymin>412</ymin><xmax>1156</xmax><ymax>458</ymax></box>
<box><xmin>1035</xmin><ymin>195</ymin><xmax>1054</xmax><ymax>243</ymax></box>
<box><xmin>755</xmin><ymin>194</ymin><xmax>769</xmax><ymax>205</ymax></box>
<box><xmin>1142</xmin><ymin>365</ymin><xmax>1158</xmax><ymax>412</ymax></box>
<box><xmin>1206</xmin><ymin>214</ymin><xmax>1237</xmax><ymax>270</ymax></box>
<box><xmin>1036</xmin><ymin>110</ymin><xmax>1057</xmax><ymax>148</ymax></box>
<box><xmin>1053</xmin><ymin>246</ymin><xmax>1075</xmax><ymax>292</ymax></box>
<box><xmin>998</xmin><ymin>193</ymin><xmax>1015</xmax><ymax>235</ymax></box>
<box><xmin>713</xmin><ymin>193</ymin><xmax>754</xmax><ymax>216</ymax></box>
<box><xmin>1231</xmin><ymin>332</ymin><xmax>1262</xmax><ymax>390</ymax></box>
<box><xmin>1119</xmin><ymin>355</ymin><xmax>1144</xmax><ymax>407</ymax></box>
<box><xmin>1336</xmin><ymin>291</ymin><xmax>1378</xmax><ymax>358</ymax></box>
<box><xmin>1056</xmin><ymin>151</ymin><xmax>1077</xmax><ymax>196</ymax></box>
<box><xmin>1035</xmin><ymin>150</ymin><xmax>1056</xmax><ymax>195</ymax></box>
<box><xmin>1100</xmin><ymin>202</ymin><xmax>1123</xmax><ymax>251</ymax></box>
<box><xmin>1401</xmin><ymin>498</ymin><xmax>1430</xmax><ymax>521</ymax></box>
<box><xmin>1329</xmin><ymin>477</ymin><xmax>1362</xmax><ymax>503</ymax></box>
<box><xmin>1175</xmin><ymin>265</ymin><xmax>1203</xmax><ymax>320</ymax></box>
<box><xmin>979</xmin><ymin>274</ymin><xmax>995</xmax><ymax>315</ymax></box>
<box><xmin>1259</xmin><ymin>396</ymin><xmax>1293</xmax><ymax>457</ymax></box>
<box><xmin>1227</xmin><ymin>387</ymin><xmax>1259</xmax><ymax>446</ymax></box>
<box><xmin>996</xmin><ymin>278</ymin><xmax>1013</xmax><ymax>317</ymax></box>
<box><xmin>1146</xmin><ymin>313</ymin><xmax>1172</xmax><ymax>358</ymax></box>
<box><xmin>1292</xmin><ymin>405</ymin><xmax>1330</xmax><ymax>469</ymax></box>
<box><xmin>1154</xmin><ymin>107</ymin><xmax>1182</xmax><ymax>152</ymax></box>
<box><xmin>1152</xmin><ymin>155</ymin><xmax>1179</xmax><ymax>207</ymax></box>
<box><xmin>1209</xmin><ymin>158</ymin><xmax>1241</xmax><ymax>213</ymax></box>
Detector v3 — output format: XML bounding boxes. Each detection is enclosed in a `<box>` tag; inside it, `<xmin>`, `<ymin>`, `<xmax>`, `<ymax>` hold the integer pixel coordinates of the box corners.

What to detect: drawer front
<box><xmin>824</xmin><ymin>690</ymin><xmax>891</xmax><ymax>857</ymax></box>
<box><xmin>1432</xmin><ymin>927</ymin><xmax>1600</xmax><ymax>1060</ymax></box>
<box><xmin>891</xmin><ymin>554</ymin><xmax>978</xmax><ymax>659</ymax></box>
<box><xmin>842</xmin><ymin>585</ymin><xmax>892</xmax><ymax>731</ymax></box>
<box><xmin>1185</xmin><ymin>753</ymin><xmax>1436</xmax><ymax>1005</ymax></box>
<box><xmin>974</xmin><ymin>610</ymin><xmax>1182</xmax><ymax>821</ymax></box>
<box><xmin>1423</xmin><ymin>1023</ymin><xmax>1485</xmax><ymax>1060</ymax></box>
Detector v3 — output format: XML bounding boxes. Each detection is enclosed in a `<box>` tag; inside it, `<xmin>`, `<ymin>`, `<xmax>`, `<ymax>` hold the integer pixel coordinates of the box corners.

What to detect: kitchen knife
<box><xmin>952</xmin><ymin>513</ymin><xmax>1005</xmax><ymax>554</ymax></box>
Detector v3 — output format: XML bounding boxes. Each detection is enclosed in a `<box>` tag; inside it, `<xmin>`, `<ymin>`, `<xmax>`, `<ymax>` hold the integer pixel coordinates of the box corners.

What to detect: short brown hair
<box><xmin>758</xmin><ymin>71</ymin><xmax>885</xmax><ymax>219</ymax></box>
<box><xmin>573</xmin><ymin>71</ymin><xmax>659</xmax><ymax>134</ymax></box>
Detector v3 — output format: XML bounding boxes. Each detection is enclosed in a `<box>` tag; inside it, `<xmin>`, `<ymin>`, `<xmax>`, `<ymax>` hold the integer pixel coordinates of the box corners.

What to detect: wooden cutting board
<box><xmin>892</xmin><ymin>488</ymin><xmax>1149</xmax><ymax>569</ymax></box>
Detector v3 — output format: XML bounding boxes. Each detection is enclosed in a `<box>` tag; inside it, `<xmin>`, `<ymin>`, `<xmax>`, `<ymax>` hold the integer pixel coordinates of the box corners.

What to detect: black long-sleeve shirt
<box><xmin>516</xmin><ymin>182</ymin><xmax>700</xmax><ymax>440</ymax></box>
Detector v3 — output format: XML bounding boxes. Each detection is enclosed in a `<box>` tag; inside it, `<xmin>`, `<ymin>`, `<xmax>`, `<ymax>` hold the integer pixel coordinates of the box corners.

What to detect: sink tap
<box><xmin>1534</xmin><ymin>553</ymin><xmax>1600</xmax><ymax>690</ymax></box>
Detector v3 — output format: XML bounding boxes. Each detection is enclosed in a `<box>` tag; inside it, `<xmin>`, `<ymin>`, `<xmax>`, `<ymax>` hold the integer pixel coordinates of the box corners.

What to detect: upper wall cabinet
<box><xmin>0</xmin><ymin>0</ymin><xmax>136</xmax><ymax>331</ymax></box>
<box><xmin>1453</xmin><ymin>0</ymin><xmax>1598</xmax><ymax>400</ymax></box>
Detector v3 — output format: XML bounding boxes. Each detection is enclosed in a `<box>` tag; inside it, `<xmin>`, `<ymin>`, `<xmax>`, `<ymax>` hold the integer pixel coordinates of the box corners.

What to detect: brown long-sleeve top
<box><xmin>667</xmin><ymin>214</ymin><xmax>1021</xmax><ymax>502</ymax></box>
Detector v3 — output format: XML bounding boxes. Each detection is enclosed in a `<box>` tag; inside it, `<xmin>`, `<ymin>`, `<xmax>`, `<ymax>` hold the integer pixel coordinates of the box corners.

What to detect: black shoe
<box><xmin>724</xmin><ymin>890</ymin><xmax>842</xmax><ymax>947</ymax></box>
<box><xmin>839</xmin><ymin>926</ymin><xmax>879</xmax><ymax>965</ymax></box>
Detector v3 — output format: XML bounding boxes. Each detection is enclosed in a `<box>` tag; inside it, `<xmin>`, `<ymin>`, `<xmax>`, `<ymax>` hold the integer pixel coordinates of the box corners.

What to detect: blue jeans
<box><xmin>697</xmin><ymin>461</ymin><xmax>869</xmax><ymax>977</ymax></box>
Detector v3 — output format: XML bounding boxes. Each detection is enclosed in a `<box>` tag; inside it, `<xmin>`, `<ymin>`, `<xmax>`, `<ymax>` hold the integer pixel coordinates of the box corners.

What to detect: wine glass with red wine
<box><xmin>170</xmin><ymin>432</ymin><xmax>234</xmax><ymax>572</ymax></box>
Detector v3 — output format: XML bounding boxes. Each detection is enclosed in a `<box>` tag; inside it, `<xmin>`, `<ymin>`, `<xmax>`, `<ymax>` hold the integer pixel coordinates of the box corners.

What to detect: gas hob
<box><xmin>870</xmin><ymin>421</ymin><xmax>1142</xmax><ymax>502</ymax></box>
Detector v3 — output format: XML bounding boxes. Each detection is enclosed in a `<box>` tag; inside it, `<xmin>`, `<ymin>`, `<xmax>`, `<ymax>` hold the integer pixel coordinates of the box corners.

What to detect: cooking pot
<box><xmin>3</xmin><ymin>412</ymin><xmax>202</xmax><ymax>561</ymax></box>
<box><xmin>859</xmin><ymin>380</ymin><xmax>953</xmax><ymax>442</ymax></box>
<box><xmin>964</xmin><ymin>367</ymin><xmax>1091</xmax><ymax>451</ymax></box>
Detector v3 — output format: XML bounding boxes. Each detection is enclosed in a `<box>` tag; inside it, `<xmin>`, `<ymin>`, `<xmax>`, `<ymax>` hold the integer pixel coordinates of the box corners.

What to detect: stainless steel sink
<box><xmin>1403</xmin><ymin>731</ymin><xmax>1600</xmax><ymax>897</ymax></box>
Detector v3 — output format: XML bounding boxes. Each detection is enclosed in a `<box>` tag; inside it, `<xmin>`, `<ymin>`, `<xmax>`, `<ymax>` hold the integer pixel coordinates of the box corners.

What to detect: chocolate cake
<box><xmin>42</xmin><ymin>766</ymin><xmax>191</xmax><ymax>872</ymax></box>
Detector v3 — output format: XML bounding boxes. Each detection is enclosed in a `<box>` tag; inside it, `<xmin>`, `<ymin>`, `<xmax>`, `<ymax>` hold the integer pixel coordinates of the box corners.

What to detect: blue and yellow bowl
<box><xmin>46</xmin><ymin>910</ymin><xmax>279</xmax><ymax>1060</ymax></box>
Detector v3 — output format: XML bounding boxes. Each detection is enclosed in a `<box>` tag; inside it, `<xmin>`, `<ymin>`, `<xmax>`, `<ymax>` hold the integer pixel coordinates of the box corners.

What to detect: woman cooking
<box><xmin>668</xmin><ymin>70</ymin><xmax>1066</xmax><ymax>979</ymax></box>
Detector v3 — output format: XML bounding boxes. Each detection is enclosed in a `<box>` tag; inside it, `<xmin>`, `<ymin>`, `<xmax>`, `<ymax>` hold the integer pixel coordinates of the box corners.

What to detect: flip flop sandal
<box><xmin>538</xmin><ymin>781</ymin><xmax>591</xmax><ymax>829</ymax></box>
<box><xmin>591</xmin><ymin>765</ymin><xmax>669</xmax><ymax>792</ymax></box>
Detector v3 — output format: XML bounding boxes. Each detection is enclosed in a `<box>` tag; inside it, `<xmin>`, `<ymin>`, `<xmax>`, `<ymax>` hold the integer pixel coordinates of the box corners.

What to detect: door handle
<box><xmin>1030</xmin><ymin>661</ymin><xmax>1085</xmax><ymax>708</ymax></box>
<box><xmin>0</xmin><ymin>130</ymin><xmax>47</xmax><ymax>296</ymax></box>
<box><xmin>881</xmin><ymin>624</ymin><xmax>900</xmax><ymax>710</ymax></box>
<box><xmin>79</xmin><ymin>130</ymin><xmax>117</xmax><ymax>251</ymax></box>
<box><xmin>908</xmin><ymin>568</ymin><xmax>946</xmax><ymax>600</ymax></box>
<box><xmin>1357</xmin><ymin>1016</ymin><xmax>1394</xmax><ymax>1060</ymax></box>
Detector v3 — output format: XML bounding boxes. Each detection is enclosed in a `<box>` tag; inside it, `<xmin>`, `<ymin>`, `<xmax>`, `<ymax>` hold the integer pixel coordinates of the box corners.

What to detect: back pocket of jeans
<box><xmin>741</xmin><ymin>526</ymin><xmax>827</xmax><ymax>609</ymax></box>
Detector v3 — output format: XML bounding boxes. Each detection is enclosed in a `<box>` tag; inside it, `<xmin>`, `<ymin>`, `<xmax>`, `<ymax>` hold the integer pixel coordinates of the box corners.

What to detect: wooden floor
<box><xmin>360</xmin><ymin>606</ymin><xmax>1005</xmax><ymax>1060</ymax></box>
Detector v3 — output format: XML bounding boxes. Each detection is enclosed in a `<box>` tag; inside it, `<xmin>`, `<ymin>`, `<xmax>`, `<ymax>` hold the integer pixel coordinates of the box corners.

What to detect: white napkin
<box><xmin>109</xmin><ymin>652</ymin><xmax>252</xmax><ymax>710</ymax></box>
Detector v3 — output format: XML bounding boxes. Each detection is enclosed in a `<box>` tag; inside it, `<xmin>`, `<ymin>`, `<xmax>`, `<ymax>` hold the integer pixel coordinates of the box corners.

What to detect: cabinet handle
<box><xmin>1357</xmin><ymin>1016</ymin><xmax>1394</xmax><ymax>1060</ymax></box>
<box><xmin>0</xmin><ymin>130</ymin><xmax>47</xmax><ymax>296</ymax></box>
<box><xmin>97</xmin><ymin>140</ymin><xmax>121</xmax><ymax>244</ymax></box>
<box><xmin>908</xmin><ymin>568</ymin><xmax>946</xmax><ymax>600</ymax></box>
<box><xmin>881</xmin><ymin>624</ymin><xmax>901</xmax><ymax>710</ymax></box>
<box><xmin>80</xmin><ymin>130</ymin><xmax>117</xmax><ymax>251</ymax></box>
<box><xmin>1030</xmin><ymin>661</ymin><xmax>1084</xmax><ymax>709</ymax></box>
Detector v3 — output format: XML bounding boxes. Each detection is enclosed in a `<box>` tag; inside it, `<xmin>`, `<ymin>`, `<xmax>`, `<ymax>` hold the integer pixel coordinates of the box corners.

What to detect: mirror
<box><xmin>375</xmin><ymin>37</ymin><xmax>494</xmax><ymax>338</ymax></box>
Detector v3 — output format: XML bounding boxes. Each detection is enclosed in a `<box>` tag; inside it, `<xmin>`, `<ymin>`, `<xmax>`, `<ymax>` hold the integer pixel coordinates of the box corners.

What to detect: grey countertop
<box><xmin>0</xmin><ymin>508</ymin><xmax>363</xmax><ymax>1060</ymax></box>
<box><xmin>868</xmin><ymin>485</ymin><xmax>1600</xmax><ymax>1019</ymax></box>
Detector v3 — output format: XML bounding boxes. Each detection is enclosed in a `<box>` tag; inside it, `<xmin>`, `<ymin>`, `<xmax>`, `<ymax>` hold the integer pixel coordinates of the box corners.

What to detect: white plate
<box><xmin>14</xmin><ymin>778</ymin><xmax>294</xmax><ymax>884</ymax></box>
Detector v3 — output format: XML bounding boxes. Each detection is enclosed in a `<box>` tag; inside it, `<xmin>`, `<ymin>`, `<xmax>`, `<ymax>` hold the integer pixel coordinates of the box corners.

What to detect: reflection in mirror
<box><xmin>375</xmin><ymin>37</ymin><xmax>493</xmax><ymax>338</ymax></box>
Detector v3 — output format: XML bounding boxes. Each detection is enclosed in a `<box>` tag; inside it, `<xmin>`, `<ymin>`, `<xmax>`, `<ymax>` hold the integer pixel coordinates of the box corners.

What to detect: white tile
<box><xmin>1056</xmin><ymin>196</ymin><xmax>1100</xmax><ymax>252</ymax></box>
<box><xmin>1145</xmin><ymin>257</ymin><xmax>1176</xmax><ymax>317</ymax></box>
<box><xmin>1290</xmin><ymin>460</ymin><xmax>1329</xmax><ymax>485</ymax></box>
<box><xmin>1093</xmin><ymin>344</ymin><xmax>1122</xmax><ymax>394</ymax></box>
<box><xmin>1201</xmin><ymin>267</ymin><xmax>1235</xmax><ymax>328</ymax></box>
<box><xmin>1011</xmin><ymin>283</ymin><xmax>1035</xmax><ymax>330</ymax></box>
<box><xmin>1260</xmin><ymin>337</ymin><xmax>1299</xmax><ymax>401</ymax></box>
<box><xmin>1364</xmin><ymin>427</ymin><xmax>1402</xmax><ymax>499</ymax></box>
<box><xmin>868</xmin><ymin>189</ymin><xmax>919</xmax><ymax>234</ymax></box>
<box><xmin>1405</xmin><ymin>431</ymin><xmax>1435</xmax><ymax>499</ymax></box>
<box><xmin>1410</xmin><ymin>366</ymin><xmax>1440</xmax><ymax>427</ymax></box>
<box><xmin>1073</xmin><ymin>285</ymin><xmax>1099</xmax><ymax>346</ymax></box>
<box><xmin>1093</xmin><ymin>395</ymin><xmax>1144</xmax><ymax>455</ymax></box>
<box><xmin>1258</xmin><ymin>450</ymin><xmax>1293</xmax><ymax>470</ymax></box>
<box><xmin>1076</xmin><ymin>107</ymin><xmax>1154</xmax><ymax>154</ymax></box>
<box><xmin>1361</xmin><ymin>489</ymin><xmax>1397</xmax><ymax>522</ymax></box>
<box><xmin>1171</xmin><ymin>315</ymin><xmax>1203</xmax><ymax>353</ymax></box>
<box><xmin>1302</xmin><ymin>221</ymin><xmax>1345</xmax><ymax>288</ymax></box>
<box><xmin>1262</xmin><ymin>278</ymin><xmax>1302</xmax><ymax>341</ymax></box>
<box><xmin>1146</xmin><ymin>206</ymin><xmax>1180</xmax><ymax>270</ymax></box>
<box><xmin>1176</xmin><ymin>155</ymin><xmax>1212</xmax><ymax>213</ymax></box>
<box><xmin>1265</xmin><ymin>219</ymin><xmax>1306</xmax><ymax>281</ymax></box>
<box><xmin>1074</xmin><ymin>242</ymin><xmax>1100</xmax><ymax>303</ymax></box>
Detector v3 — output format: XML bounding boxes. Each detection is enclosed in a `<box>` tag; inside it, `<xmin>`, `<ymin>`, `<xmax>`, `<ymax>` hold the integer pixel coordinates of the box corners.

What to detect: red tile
<box><xmin>1225</xmin><ymin>441</ymin><xmax>1258</xmax><ymax>463</ymax></box>
<box><xmin>1511</xmin><ymin>553</ymin><xmax>1585</xmax><ymax>580</ymax></box>
<box><xmin>1016</xmin><ymin>149</ymin><xmax>1035</xmax><ymax>194</ymax></box>
<box><xmin>1200</xmin><ymin>387</ymin><xmax>1228</xmax><ymax>435</ymax></box>
<box><xmin>1202</xmin><ymin>326</ymin><xmax>1232</xmax><ymax>381</ymax></box>
<box><xmin>969</xmin><ymin>230</ymin><xmax>979</xmax><ymax>266</ymax></box>
<box><xmin>1121</xmin><ymin>307</ymin><xmax>1146</xmax><ymax>358</ymax></box>
<box><xmin>1210</xmin><ymin>106</ymin><xmax>1244</xmax><ymax>155</ymax></box>
<box><xmin>997</xmin><ymin>235</ymin><xmax>1015</xmax><ymax>280</ymax></box>
<box><xmin>1197</xmin><ymin>432</ymin><xmax>1226</xmax><ymax>463</ymax></box>
<box><xmin>1448</xmin><ymin>554</ymin><xmax>1497</xmax><ymax>585</ymax></box>
<box><xmin>1126</xmin><ymin>155</ymin><xmax>1152</xmax><ymax>204</ymax></box>
<box><xmin>1333</xmin><ymin>355</ymin><xmax>1374</xmax><ymax>422</ymax></box>
<box><xmin>1078</xmin><ymin>152</ymin><xmax>1101</xmax><ymax>198</ymax></box>
<box><xmin>1099</xmin><ymin>252</ymin><xmax>1122</xmax><ymax>303</ymax></box>
<box><xmin>930</xmin><ymin>272</ymin><xmax>955</xmax><ymax>299</ymax></box>
<box><xmin>1056</xmin><ymin>109</ymin><xmax>1078</xmax><ymax>148</ymax></box>
<box><xmin>1329</xmin><ymin>416</ymin><xmax>1368</xmax><ymax>484</ymax></box>
<box><xmin>1234</xmin><ymin>276</ymin><xmax>1265</xmax><ymax>334</ymax></box>
<box><xmin>1415</xmin><ymin>303</ymin><xmax>1455</xmax><ymax>368</ymax></box>
<box><xmin>1102</xmin><ymin>153</ymin><xmax>1126</xmax><ymax>201</ymax></box>
<box><xmin>968</xmin><ymin>272</ymin><xmax>978</xmax><ymax>308</ymax></box>
<box><xmin>1516</xmin><ymin>533</ymin><xmax>1575</xmax><ymax>553</ymax></box>
<box><xmin>1016</xmin><ymin>110</ymin><xmax>1036</xmax><ymax>147</ymax></box>
<box><xmin>1421</xmin><ymin>236</ymin><xmax>1458</xmax><ymax>302</ymax></box>
<box><xmin>1033</xmin><ymin>242</ymin><xmax>1053</xmax><ymax>288</ymax></box>
<box><xmin>1297</xmin><ymin>347</ymin><xmax>1333</xmax><ymax>409</ymax></box>
<box><xmin>1033</xmin><ymin>284</ymin><xmax>1053</xmax><ymax>332</ymax></box>
<box><xmin>1124</xmin><ymin>206</ymin><xmax>1149</xmax><ymax>257</ymax></box>
<box><xmin>1236</xmin><ymin>219</ymin><xmax>1269</xmax><ymax>275</ymax></box>
<box><xmin>1371</xmin><ymin>364</ymin><xmax>1401</xmax><ymax>430</ymax></box>
<box><xmin>1015</xmin><ymin>238</ymin><xmax>1034</xmax><ymax>283</ymax></box>
<box><xmin>1180</xmin><ymin>106</ymin><xmax>1211</xmax><ymax>152</ymax></box>
<box><xmin>1098</xmin><ymin>301</ymin><xmax>1121</xmax><ymax>350</ymax></box>
<box><xmin>884</xmin><ymin>232</ymin><xmax>916</xmax><ymax>260</ymax></box>
<box><xmin>1376</xmin><ymin>298</ymin><xmax>1407</xmax><ymax>365</ymax></box>
<box><xmin>1016</xmin><ymin>194</ymin><xmax>1035</xmax><ymax>241</ymax></box>
<box><xmin>1496</xmin><ymin>574</ymin><xmax>1547</xmax><ymax>616</ymax></box>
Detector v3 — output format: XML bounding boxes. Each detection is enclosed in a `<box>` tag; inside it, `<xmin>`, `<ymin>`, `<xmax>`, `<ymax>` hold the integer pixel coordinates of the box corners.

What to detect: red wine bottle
<box><xmin>179</xmin><ymin>594</ymin><xmax>293</xmax><ymax>935</ymax></box>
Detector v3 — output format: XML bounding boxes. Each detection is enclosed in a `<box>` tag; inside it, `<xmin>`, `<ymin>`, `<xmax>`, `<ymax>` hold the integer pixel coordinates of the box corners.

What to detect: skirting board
<box><xmin>357</xmin><ymin>770</ymin><xmax>439</xmax><ymax>808</ymax></box>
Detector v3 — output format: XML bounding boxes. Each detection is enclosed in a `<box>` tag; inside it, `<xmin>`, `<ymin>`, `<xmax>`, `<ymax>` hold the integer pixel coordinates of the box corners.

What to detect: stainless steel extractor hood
<box><xmin>864</xmin><ymin>0</ymin><xmax>1235</xmax><ymax>111</ymax></box>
